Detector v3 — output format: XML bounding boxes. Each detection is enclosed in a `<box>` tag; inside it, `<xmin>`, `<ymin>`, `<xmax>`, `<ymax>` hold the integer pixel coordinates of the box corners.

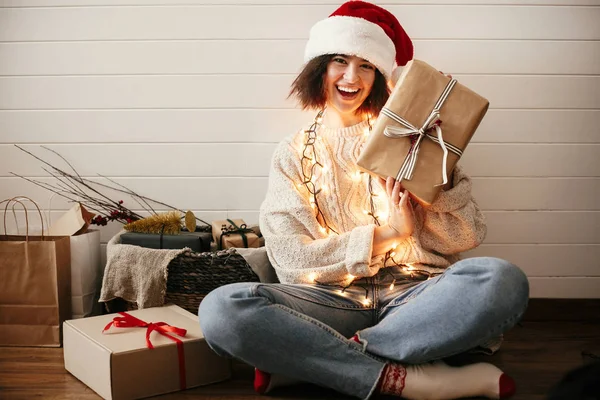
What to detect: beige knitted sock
<box><xmin>379</xmin><ymin>360</ymin><xmax>516</xmax><ymax>399</ymax></box>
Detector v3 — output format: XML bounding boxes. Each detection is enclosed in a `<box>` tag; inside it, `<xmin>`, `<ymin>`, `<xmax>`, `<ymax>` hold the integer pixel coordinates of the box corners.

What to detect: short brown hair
<box><xmin>288</xmin><ymin>54</ymin><xmax>390</xmax><ymax>117</ymax></box>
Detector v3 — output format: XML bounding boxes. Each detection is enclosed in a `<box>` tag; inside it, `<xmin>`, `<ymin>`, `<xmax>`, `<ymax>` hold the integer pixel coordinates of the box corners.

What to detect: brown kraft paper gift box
<box><xmin>211</xmin><ymin>219</ymin><xmax>261</xmax><ymax>250</ymax></box>
<box><xmin>357</xmin><ymin>59</ymin><xmax>489</xmax><ymax>206</ymax></box>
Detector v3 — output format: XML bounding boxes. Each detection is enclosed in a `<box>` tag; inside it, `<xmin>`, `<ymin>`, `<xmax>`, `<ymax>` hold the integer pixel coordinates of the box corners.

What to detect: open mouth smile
<box><xmin>336</xmin><ymin>85</ymin><xmax>361</xmax><ymax>100</ymax></box>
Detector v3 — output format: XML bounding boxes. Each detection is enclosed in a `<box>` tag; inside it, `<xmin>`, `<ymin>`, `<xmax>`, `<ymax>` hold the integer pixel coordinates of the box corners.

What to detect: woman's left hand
<box><xmin>378</xmin><ymin>177</ymin><xmax>415</xmax><ymax>238</ymax></box>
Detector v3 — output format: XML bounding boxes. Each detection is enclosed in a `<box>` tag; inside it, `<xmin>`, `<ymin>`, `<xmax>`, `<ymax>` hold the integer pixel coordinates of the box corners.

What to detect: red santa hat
<box><xmin>304</xmin><ymin>0</ymin><xmax>413</xmax><ymax>80</ymax></box>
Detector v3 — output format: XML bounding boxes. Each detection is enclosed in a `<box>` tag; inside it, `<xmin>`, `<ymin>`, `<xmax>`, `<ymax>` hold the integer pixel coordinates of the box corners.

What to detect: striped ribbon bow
<box><xmin>382</xmin><ymin>79</ymin><xmax>463</xmax><ymax>186</ymax></box>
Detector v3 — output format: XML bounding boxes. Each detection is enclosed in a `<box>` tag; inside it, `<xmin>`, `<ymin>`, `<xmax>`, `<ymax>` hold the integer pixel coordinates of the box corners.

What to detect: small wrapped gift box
<box><xmin>211</xmin><ymin>219</ymin><xmax>261</xmax><ymax>250</ymax></box>
<box><xmin>357</xmin><ymin>59</ymin><xmax>489</xmax><ymax>206</ymax></box>
<box><xmin>120</xmin><ymin>231</ymin><xmax>212</xmax><ymax>252</ymax></box>
<box><xmin>63</xmin><ymin>304</ymin><xmax>231</xmax><ymax>400</ymax></box>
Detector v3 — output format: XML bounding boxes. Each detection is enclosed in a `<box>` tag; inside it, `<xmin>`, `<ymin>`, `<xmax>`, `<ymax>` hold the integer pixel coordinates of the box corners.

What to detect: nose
<box><xmin>343</xmin><ymin>63</ymin><xmax>359</xmax><ymax>83</ymax></box>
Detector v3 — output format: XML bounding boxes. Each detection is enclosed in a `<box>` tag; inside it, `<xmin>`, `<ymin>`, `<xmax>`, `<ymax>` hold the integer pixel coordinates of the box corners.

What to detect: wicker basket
<box><xmin>165</xmin><ymin>248</ymin><xmax>260</xmax><ymax>313</ymax></box>
<box><xmin>120</xmin><ymin>248</ymin><xmax>260</xmax><ymax>314</ymax></box>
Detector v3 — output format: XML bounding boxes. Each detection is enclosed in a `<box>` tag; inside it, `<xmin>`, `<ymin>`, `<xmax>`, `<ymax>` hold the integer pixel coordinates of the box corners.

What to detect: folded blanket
<box><xmin>99</xmin><ymin>231</ymin><xmax>187</xmax><ymax>309</ymax></box>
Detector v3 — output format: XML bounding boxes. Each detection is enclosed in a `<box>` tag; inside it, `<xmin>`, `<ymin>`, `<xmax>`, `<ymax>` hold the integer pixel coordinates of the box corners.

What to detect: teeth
<box><xmin>337</xmin><ymin>86</ymin><xmax>359</xmax><ymax>93</ymax></box>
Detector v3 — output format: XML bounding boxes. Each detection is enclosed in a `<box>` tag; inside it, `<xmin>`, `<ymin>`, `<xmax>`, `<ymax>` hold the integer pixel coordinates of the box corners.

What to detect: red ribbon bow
<box><xmin>103</xmin><ymin>312</ymin><xmax>188</xmax><ymax>390</ymax></box>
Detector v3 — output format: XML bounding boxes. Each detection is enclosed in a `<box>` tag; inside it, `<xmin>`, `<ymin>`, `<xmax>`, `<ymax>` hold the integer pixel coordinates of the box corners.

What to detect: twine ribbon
<box><xmin>382</xmin><ymin>79</ymin><xmax>463</xmax><ymax>186</ymax></box>
<box><xmin>102</xmin><ymin>312</ymin><xmax>188</xmax><ymax>390</ymax></box>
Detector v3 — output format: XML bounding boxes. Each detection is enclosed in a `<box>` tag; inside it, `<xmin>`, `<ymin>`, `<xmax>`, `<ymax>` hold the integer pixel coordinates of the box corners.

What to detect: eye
<box><xmin>333</xmin><ymin>57</ymin><xmax>347</xmax><ymax>64</ymax></box>
<box><xmin>361</xmin><ymin>64</ymin><xmax>375</xmax><ymax>70</ymax></box>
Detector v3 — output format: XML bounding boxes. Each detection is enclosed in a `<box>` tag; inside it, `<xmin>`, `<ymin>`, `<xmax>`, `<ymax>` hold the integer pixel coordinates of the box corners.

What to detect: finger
<box><xmin>377</xmin><ymin>177</ymin><xmax>386</xmax><ymax>188</ymax></box>
<box><xmin>386</xmin><ymin>177</ymin><xmax>395</xmax><ymax>196</ymax></box>
<box><xmin>439</xmin><ymin>70</ymin><xmax>452</xmax><ymax>79</ymax></box>
<box><xmin>399</xmin><ymin>189</ymin><xmax>409</xmax><ymax>210</ymax></box>
<box><xmin>391</xmin><ymin>179</ymin><xmax>402</xmax><ymax>206</ymax></box>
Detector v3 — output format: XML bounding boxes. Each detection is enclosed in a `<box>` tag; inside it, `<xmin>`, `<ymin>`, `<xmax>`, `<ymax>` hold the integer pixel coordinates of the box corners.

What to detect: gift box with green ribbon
<box><xmin>120</xmin><ymin>231</ymin><xmax>212</xmax><ymax>252</ymax></box>
<box><xmin>211</xmin><ymin>219</ymin><xmax>261</xmax><ymax>250</ymax></box>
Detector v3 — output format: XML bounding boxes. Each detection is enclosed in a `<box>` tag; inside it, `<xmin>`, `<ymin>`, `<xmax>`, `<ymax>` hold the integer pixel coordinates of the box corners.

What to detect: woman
<box><xmin>199</xmin><ymin>2</ymin><xmax>529</xmax><ymax>399</ymax></box>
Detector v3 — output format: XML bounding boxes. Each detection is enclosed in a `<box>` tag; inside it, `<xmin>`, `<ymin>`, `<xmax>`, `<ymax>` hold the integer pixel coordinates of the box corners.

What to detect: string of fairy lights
<box><xmin>298</xmin><ymin>109</ymin><xmax>443</xmax><ymax>305</ymax></box>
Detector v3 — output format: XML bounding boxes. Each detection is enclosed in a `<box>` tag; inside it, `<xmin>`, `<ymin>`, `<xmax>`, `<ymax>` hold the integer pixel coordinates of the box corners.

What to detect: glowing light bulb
<box><xmin>347</xmin><ymin>274</ymin><xmax>355</xmax><ymax>280</ymax></box>
<box><xmin>363</xmin><ymin>210</ymin><xmax>369</xmax><ymax>215</ymax></box>
<box><xmin>321</xmin><ymin>165</ymin><xmax>329</xmax><ymax>173</ymax></box>
<box><xmin>405</xmin><ymin>263</ymin><xmax>415</xmax><ymax>271</ymax></box>
<box><xmin>378</xmin><ymin>212</ymin><xmax>388</xmax><ymax>220</ymax></box>
<box><xmin>353</xmin><ymin>171</ymin><xmax>361</xmax><ymax>181</ymax></box>
<box><xmin>389</xmin><ymin>279</ymin><xmax>396</xmax><ymax>291</ymax></box>
<box><xmin>321</xmin><ymin>185</ymin><xmax>328</xmax><ymax>193</ymax></box>
<box><xmin>319</xmin><ymin>226</ymin><xmax>327</xmax><ymax>234</ymax></box>
<box><xmin>362</xmin><ymin>298</ymin><xmax>371</xmax><ymax>306</ymax></box>
<box><xmin>390</xmin><ymin>251</ymin><xmax>396</xmax><ymax>257</ymax></box>
<box><xmin>307</xmin><ymin>272</ymin><xmax>317</xmax><ymax>282</ymax></box>
<box><xmin>392</xmin><ymin>242</ymin><xmax>398</xmax><ymax>249</ymax></box>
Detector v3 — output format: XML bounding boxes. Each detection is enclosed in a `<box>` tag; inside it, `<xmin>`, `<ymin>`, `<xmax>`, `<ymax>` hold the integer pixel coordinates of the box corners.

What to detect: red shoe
<box><xmin>499</xmin><ymin>373</ymin><xmax>516</xmax><ymax>398</ymax></box>
<box><xmin>254</xmin><ymin>368</ymin><xmax>271</xmax><ymax>395</ymax></box>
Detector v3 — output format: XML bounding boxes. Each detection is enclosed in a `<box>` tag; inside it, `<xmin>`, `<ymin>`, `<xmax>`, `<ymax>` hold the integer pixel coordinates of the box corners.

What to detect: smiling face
<box><xmin>324</xmin><ymin>55</ymin><xmax>376</xmax><ymax>125</ymax></box>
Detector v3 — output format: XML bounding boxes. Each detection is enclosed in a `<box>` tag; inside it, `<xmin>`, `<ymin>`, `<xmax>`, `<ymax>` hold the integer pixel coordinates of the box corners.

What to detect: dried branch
<box><xmin>98</xmin><ymin>174</ymin><xmax>157</xmax><ymax>215</ymax></box>
<box><xmin>78</xmin><ymin>176</ymin><xmax>210</xmax><ymax>226</ymax></box>
<box><xmin>10</xmin><ymin>145</ymin><xmax>210</xmax><ymax>227</ymax></box>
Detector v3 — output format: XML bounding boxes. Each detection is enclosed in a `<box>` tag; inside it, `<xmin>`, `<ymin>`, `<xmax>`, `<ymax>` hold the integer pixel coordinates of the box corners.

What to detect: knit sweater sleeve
<box><xmin>417</xmin><ymin>165</ymin><xmax>487</xmax><ymax>255</ymax></box>
<box><xmin>259</xmin><ymin>139</ymin><xmax>381</xmax><ymax>284</ymax></box>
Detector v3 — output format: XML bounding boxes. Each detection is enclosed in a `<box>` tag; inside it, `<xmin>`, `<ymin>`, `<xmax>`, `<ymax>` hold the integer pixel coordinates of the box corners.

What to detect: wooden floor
<box><xmin>1</xmin><ymin>300</ymin><xmax>599</xmax><ymax>400</ymax></box>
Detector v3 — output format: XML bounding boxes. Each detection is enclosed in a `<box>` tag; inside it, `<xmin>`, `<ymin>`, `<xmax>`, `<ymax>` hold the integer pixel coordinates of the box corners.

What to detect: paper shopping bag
<box><xmin>47</xmin><ymin>203</ymin><xmax>103</xmax><ymax>319</ymax></box>
<box><xmin>0</xmin><ymin>197</ymin><xmax>72</xmax><ymax>347</ymax></box>
<box><xmin>70</xmin><ymin>230</ymin><xmax>103</xmax><ymax>318</ymax></box>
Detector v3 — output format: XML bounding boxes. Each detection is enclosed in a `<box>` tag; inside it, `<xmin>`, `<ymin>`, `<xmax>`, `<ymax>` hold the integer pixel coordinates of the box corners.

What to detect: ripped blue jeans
<box><xmin>198</xmin><ymin>257</ymin><xmax>530</xmax><ymax>399</ymax></box>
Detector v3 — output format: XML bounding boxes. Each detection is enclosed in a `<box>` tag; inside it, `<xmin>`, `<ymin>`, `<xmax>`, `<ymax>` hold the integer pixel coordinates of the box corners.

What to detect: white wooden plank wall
<box><xmin>1</xmin><ymin>1</ymin><xmax>598</xmax><ymax>298</ymax></box>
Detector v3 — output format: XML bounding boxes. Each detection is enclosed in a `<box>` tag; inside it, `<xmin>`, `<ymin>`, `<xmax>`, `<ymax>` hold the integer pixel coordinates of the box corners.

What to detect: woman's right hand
<box><xmin>380</xmin><ymin>177</ymin><xmax>415</xmax><ymax>239</ymax></box>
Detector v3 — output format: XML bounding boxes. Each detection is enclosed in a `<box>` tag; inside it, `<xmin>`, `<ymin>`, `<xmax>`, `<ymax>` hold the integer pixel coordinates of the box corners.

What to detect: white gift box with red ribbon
<box><xmin>63</xmin><ymin>304</ymin><xmax>231</xmax><ymax>400</ymax></box>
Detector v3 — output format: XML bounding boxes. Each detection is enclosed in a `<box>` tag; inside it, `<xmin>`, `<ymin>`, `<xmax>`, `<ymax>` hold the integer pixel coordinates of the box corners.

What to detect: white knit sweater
<box><xmin>259</xmin><ymin>120</ymin><xmax>487</xmax><ymax>285</ymax></box>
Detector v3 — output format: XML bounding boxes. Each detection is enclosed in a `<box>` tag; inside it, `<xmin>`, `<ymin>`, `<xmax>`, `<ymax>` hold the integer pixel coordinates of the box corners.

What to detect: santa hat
<box><xmin>303</xmin><ymin>0</ymin><xmax>413</xmax><ymax>80</ymax></box>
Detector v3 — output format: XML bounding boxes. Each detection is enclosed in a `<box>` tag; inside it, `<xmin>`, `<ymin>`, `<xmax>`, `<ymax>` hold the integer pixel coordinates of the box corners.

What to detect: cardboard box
<box><xmin>63</xmin><ymin>304</ymin><xmax>231</xmax><ymax>400</ymax></box>
<box><xmin>357</xmin><ymin>59</ymin><xmax>489</xmax><ymax>206</ymax></box>
<box><xmin>211</xmin><ymin>219</ymin><xmax>261</xmax><ymax>250</ymax></box>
